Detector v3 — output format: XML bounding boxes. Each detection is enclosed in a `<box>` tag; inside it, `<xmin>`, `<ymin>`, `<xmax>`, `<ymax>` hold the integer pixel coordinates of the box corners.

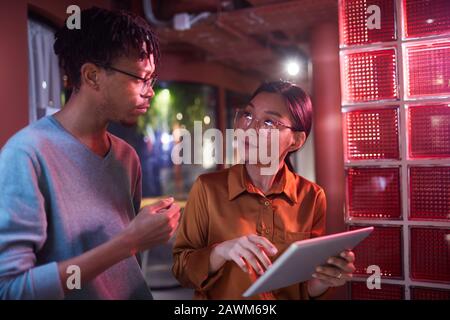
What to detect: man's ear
<box><xmin>80</xmin><ymin>63</ymin><xmax>101</xmax><ymax>90</ymax></box>
<box><xmin>287</xmin><ymin>131</ymin><xmax>307</xmax><ymax>152</ymax></box>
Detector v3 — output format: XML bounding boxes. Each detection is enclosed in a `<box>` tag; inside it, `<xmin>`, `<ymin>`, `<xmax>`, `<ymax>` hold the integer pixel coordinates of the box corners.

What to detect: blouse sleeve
<box><xmin>172</xmin><ymin>177</ymin><xmax>224</xmax><ymax>293</ymax></box>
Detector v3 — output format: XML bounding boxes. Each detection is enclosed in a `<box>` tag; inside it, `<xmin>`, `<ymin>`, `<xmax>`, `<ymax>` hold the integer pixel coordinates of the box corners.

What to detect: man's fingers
<box><xmin>149</xmin><ymin>197</ymin><xmax>174</xmax><ymax>212</ymax></box>
<box><xmin>168</xmin><ymin>209</ymin><xmax>181</xmax><ymax>229</ymax></box>
<box><xmin>247</xmin><ymin>234</ymin><xmax>278</xmax><ymax>256</ymax></box>
<box><xmin>154</xmin><ymin>203</ymin><xmax>180</xmax><ymax>223</ymax></box>
<box><xmin>167</xmin><ymin>203</ymin><xmax>181</xmax><ymax>218</ymax></box>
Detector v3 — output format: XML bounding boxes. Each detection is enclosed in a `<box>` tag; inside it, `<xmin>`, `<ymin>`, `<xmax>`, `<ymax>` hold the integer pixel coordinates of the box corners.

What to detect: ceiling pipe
<box><xmin>142</xmin><ymin>0</ymin><xmax>171</xmax><ymax>28</ymax></box>
<box><xmin>143</xmin><ymin>0</ymin><xmax>213</xmax><ymax>30</ymax></box>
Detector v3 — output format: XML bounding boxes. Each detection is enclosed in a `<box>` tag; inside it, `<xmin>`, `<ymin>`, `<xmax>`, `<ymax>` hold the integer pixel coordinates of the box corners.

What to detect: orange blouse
<box><xmin>172</xmin><ymin>163</ymin><xmax>329</xmax><ymax>300</ymax></box>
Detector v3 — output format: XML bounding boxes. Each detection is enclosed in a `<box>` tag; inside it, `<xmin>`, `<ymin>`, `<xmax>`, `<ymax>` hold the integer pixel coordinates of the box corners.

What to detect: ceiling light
<box><xmin>286</xmin><ymin>61</ymin><xmax>300</xmax><ymax>76</ymax></box>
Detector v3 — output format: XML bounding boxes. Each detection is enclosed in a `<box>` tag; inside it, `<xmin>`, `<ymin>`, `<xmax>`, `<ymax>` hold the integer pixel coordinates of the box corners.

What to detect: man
<box><xmin>0</xmin><ymin>7</ymin><xmax>180</xmax><ymax>299</ymax></box>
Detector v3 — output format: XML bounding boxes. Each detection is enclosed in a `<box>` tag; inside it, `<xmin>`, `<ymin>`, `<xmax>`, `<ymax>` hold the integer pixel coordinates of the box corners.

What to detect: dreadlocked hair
<box><xmin>54</xmin><ymin>6</ymin><xmax>160</xmax><ymax>90</ymax></box>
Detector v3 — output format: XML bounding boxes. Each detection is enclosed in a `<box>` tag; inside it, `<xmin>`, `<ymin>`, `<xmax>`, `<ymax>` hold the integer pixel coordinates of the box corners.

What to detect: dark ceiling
<box><xmin>133</xmin><ymin>0</ymin><xmax>338</xmax><ymax>80</ymax></box>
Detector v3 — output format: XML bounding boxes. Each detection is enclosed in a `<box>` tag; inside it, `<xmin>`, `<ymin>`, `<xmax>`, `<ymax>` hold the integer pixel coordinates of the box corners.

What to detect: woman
<box><xmin>172</xmin><ymin>81</ymin><xmax>355</xmax><ymax>299</ymax></box>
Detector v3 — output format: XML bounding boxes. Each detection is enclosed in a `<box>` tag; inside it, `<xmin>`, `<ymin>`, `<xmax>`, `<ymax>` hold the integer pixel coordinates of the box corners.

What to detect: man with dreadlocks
<box><xmin>0</xmin><ymin>7</ymin><xmax>180</xmax><ymax>299</ymax></box>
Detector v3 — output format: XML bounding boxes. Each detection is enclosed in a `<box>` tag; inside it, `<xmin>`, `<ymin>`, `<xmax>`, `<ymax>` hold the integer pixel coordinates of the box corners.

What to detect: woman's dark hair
<box><xmin>54</xmin><ymin>6</ymin><xmax>160</xmax><ymax>90</ymax></box>
<box><xmin>250</xmin><ymin>81</ymin><xmax>313</xmax><ymax>172</ymax></box>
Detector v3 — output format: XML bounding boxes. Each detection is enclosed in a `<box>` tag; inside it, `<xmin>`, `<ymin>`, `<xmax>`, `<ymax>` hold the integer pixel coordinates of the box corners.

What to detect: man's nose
<box><xmin>142</xmin><ymin>86</ymin><xmax>155</xmax><ymax>99</ymax></box>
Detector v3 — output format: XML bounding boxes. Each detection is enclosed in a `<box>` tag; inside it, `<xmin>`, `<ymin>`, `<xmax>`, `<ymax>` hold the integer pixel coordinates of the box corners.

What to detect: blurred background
<box><xmin>0</xmin><ymin>0</ymin><xmax>449</xmax><ymax>300</ymax></box>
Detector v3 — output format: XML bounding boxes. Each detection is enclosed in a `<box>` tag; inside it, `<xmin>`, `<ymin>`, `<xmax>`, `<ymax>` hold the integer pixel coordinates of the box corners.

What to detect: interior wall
<box><xmin>0</xmin><ymin>0</ymin><xmax>112</xmax><ymax>147</ymax></box>
<box><xmin>0</xmin><ymin>1</ymin><xmax>30</xmax><ymax>148</ymax></box>
<box><xmin>158</xmin><ymin>53</ymin><xmax>260</xmax><ymax>94</ymax></box>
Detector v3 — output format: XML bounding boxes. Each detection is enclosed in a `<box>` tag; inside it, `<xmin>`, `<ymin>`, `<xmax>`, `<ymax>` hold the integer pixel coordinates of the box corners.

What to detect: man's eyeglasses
<box><xmin>234</xmin><ymin>108</ymin><xmax>299</xmax><ymax>131</ymax></box>
<box><xmin>101</xmin><ymin>65</ymin><xmax>157</xmax><ymax>95</ymax></box>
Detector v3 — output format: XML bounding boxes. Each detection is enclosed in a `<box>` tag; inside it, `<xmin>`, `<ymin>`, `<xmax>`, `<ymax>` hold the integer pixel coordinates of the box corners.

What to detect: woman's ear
<box><xmin>288</xmin><ymin>131</ymin><xmax>307</xmax><ymax>152</ymax></box>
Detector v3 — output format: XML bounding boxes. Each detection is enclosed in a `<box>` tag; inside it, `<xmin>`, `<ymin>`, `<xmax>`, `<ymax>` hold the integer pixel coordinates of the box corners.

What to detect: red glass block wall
<box><xmin>407</xmin><ymin>104</ymin><xmax>450</xmax><ymax>158</ymax></box>
<box><xmin>346</xmin><ymin>167</ymin><xmax>401</xmax><ymax>219</ymax></box>
<box><xmin>410</xmin><ymin>227</ymin><xmax>450</xmax><ymax>283</ymax></box>
<box><xmin>350</xmin><ymin>225</ymin><xmax>403</xmax><ymax>278</ymax></box>
<box><xmin>403</xmin><ymin>0</ymin><xmax>450</xmax><ymax>39</ymax></box>
<box><xmin>340</xmin><ymin>0</ymin><xmax>450</xmax><ymax>299</ymax></box>
<box><xmin>342</xmin><ymin>49</ymin><xmax>398</xmax><ymax>104</ymax></box>
<box><xmin>351</xmin><ymin>282</ymin><xmax>404</xmax><ymax>300</ymax></box>
<box><xmin>409</xmin><ymin>166</ymin><xmax>450</xmax><ymax>221</ymax></box>
<box><xmin>340</xmin><ymin>0</ymin><xmax>396</xmax><ymax>46</ymax></box>
<box><xmin>410</xmin><ymin>287</ymin><xmax>450</xmax><ymax>300</ymax></box>
<box><xmin>404</xmin><ymin>41</ymin><xmax>450</xmax><ymax>98</ymax></box>
<box><xmin>344</xmin><ymin>108</ymin><xmax>400</xmax><ymax>161</ymax></box>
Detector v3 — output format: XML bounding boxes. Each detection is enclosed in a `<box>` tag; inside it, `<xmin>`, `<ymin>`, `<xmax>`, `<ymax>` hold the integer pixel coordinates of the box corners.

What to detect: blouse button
<box><xmin>264</xmin><ymin>200</ymin><xmax>270</xmax><ymax>207</ymax></box>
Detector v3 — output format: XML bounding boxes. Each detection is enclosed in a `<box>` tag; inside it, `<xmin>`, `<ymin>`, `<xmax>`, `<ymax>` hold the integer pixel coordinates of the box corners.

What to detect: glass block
<box><xmin>405</xmin><ymin>41</ymin><xmax>450</xmax><ymax>98</ymax></box>
<box><xmin>340</xmin><ymin>0</ymin><xmax>396</xmax><ymax>46</ymax></box>
<box><xmin>410</xmin><ymin>287</ymin><xmax>450</xmax><ymax>300</ymax></box>
<box><xmin>410</xmin><ymin>227</ymin><xmax>450</xmax><ymax>283</ymax></box>
<box><xmin>344</xmin><ymin>108</ymin><xmax>400</xmax><ymax>161</ymax></box>
<box><xmin>350</xmin><ymin>225</ymin><xmax>403</xmax><ymax>278</ymax></box>
<box><xmin>342</xmin><ymin>49</ymin><xmax>398</xmax><ymax>103</ymax></box>
<box><xmin>351</xmin><ymin>282</ymin><xmax>404</xmax><ymax>300</ymax></box>
<box><xmin>409</xmin><ymin>166</ymin><xmax>450</xmax><ymax>220</ymax></box>
<box><xmin>408</xmin><ymin>104</ymin><xmax>450</xmax><ymax>158</ymax></box>
<box><xmin>346</xmin><ymin>167</ymin><xmax>401</xmax><ymax>219</ymax></box>
<box><xmin>403</xmin><ymin>0</ymin><xmax>450</xmax><ymax>38</ymax></box>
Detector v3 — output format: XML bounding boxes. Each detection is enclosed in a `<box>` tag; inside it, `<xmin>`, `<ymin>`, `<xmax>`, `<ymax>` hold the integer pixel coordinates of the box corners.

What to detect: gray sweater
<box><xmin>0</xmin><ymin>116</ymin><xmax>152</xmax><ymax>299</ymax></box>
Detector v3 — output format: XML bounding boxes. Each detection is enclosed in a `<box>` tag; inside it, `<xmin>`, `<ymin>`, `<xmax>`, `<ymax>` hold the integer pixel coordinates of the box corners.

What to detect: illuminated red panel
<box><xmin>344</xmin><ymin>108</ymin><xmax>399</xmax><ymax>161</ymax></box>
<box><xmin>409</xmin><ymin>166</ymin><xmax>450</xmax><ymax>221</ymax></box>
<box><xmin>340</xmin><ymin>0</ymin><xmax>396</xmax><ymax>46</ymax></box>
<box><xmin>410</xmin><ymin>228</ymin><xmax>450</xmax><ymax>283</ymax></box>
<box><xmin>408</xmin><ymin>105</ymin><xmax>450</xmax><ymax>158</ymax></box>
<box><xmin>403</xmin><ymin>0</ymin><xmax>450</xmax><ymax>38</ymax></box>
<box><xmin>405</xmin><ymin>41</ymin><xmax>450</xmax><ymax>98</ymax></box>
<box><xmin>346</xmin><ymin>167</ymin><xmax>401</xmax><ymax>219</ymax></box>
<box><xmin>350</xmin><ymin>225</ymin><xmax>403</xmax><ymax>278</ymax></box>
<box><xmin>351</xmin><ymin>282</ymin><xmax>404</xmax><ymax>300</ymax></box>
<box><xmin>410</xmin><ymin>287</ymin><xmax>450</xmax><ymax>300</ymax></box>
<box><xmin>342</xmin><ymin>49</ymin><xmax>398</xmax><ymax>103</ymax></box>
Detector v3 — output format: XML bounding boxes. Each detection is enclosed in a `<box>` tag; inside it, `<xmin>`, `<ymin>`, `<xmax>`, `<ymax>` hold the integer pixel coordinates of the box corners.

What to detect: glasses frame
<box><xmin>100</xmin><ymin>64</ymin><xmax>157</xmax><ymax>95</ymax></box>
<box><xmin>233</xmin><ymin>108</ymin><xmax>300</xmax><ymax>131</ymax></box>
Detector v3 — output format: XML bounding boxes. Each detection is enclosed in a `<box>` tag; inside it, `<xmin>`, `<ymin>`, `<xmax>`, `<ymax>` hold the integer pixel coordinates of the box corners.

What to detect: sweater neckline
<box><xmin>47</xmin><ymin>115</ymin><xmax>114</xmax><ymax>164</ymax></box>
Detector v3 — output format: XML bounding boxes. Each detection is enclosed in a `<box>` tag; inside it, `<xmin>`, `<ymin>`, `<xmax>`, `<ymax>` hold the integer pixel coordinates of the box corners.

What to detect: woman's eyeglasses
<box><xmin>234</xmin><ymin>108</ymin><xmax>299</xmax><ymax>131</ymax></box>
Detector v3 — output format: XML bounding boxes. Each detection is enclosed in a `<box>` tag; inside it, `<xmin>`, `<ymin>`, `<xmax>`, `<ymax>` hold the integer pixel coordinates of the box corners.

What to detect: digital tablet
<box><xmin>242</xmin><ymin>226</ymin><xmax>373</xmax><ymax>298</ymax></box>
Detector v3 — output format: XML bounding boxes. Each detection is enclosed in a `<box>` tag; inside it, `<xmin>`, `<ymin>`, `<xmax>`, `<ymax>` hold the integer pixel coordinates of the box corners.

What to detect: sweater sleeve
<box><xmin>0</xmin><ymin>146</ymin><xmax>64</xmax><ymax>299</ymax></box>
